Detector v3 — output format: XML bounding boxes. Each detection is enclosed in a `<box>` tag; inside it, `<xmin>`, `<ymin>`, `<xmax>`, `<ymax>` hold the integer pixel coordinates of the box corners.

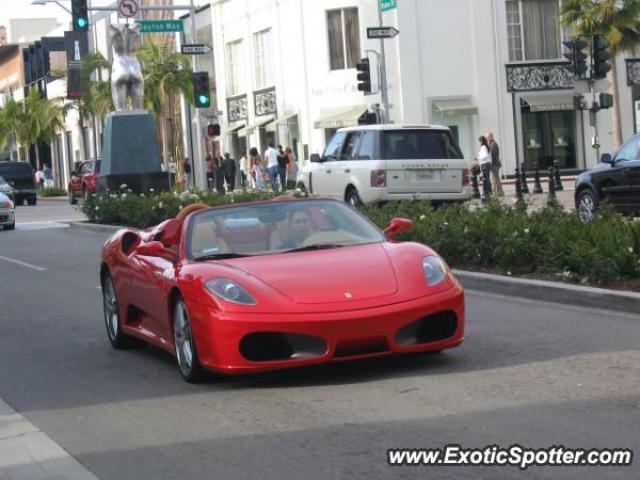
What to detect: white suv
<box><xmin>298</xmin><ymin>124</ymin><xmax>472</xmax><ymax>206</ymax></box>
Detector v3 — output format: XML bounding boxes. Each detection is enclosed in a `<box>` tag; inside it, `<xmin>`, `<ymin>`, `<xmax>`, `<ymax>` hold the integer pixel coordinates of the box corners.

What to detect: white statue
<box><xmin>110</xmin><ymin>24</ymin><xmax>144</xmax><ymax>111</ymax></box>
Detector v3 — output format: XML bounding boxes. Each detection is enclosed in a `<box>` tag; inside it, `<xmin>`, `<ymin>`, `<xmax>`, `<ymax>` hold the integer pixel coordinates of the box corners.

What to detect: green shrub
<box><xmin>38</xmin><ymin>187</ymin><xmax>68</xmax><ymax>197</ymax></box>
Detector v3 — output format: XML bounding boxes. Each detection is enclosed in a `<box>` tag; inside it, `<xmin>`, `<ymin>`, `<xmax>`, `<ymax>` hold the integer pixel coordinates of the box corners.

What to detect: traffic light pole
<box><xmin>377</xmin><ymin>6</ymin><xmax>389</xmax><ymax>123</ymax></box>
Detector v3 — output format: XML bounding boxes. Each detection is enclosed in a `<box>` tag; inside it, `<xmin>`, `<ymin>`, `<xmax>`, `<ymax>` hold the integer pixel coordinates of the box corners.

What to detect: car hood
<box><xmin>222</xmin><ymin>243</ymin><xmax>399</xmax><ymax>304</ymax></box>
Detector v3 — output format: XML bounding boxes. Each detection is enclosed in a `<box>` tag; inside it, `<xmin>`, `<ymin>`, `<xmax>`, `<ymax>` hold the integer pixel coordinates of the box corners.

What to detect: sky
<box><xmin>0</xmin><ymin>0</ymin><xmax>125</xmax><ymax>29</ymax></box>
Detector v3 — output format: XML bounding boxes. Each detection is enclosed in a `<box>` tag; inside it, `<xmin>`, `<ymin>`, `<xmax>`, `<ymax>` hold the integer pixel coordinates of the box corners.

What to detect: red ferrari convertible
<box><xmin>100</xmin><ymin>198</ymin><xmax>465</xmax><ymax>382</ymax></box>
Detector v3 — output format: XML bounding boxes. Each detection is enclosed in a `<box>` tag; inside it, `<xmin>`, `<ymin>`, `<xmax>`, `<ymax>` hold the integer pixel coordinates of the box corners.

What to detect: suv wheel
<box><xmin>27</xmin><ymin>196</ymin><xmax>37</xmax><ymax>206</ymax></box>
<box><xmin>577</xmin><ymin>189</ymin><xmax>598</xmax><ymax>223</ymax></box>
<box><xmin>345</xmin><ymin>187</ymin><xmax>362</xmax><ymax>207</ymax></box>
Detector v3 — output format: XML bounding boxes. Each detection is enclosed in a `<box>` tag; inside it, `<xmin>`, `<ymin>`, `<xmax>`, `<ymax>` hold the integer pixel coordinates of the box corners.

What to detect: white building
<box><xmin>206</xmin><ymin>0</ymin><xmax>639</xmax><ymax>187</ymax></box>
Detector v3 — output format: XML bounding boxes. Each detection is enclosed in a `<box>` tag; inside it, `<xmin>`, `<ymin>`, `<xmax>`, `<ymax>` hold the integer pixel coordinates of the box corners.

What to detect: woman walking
<box><xmin>249</xmin><ymin>147</ymin><xmax>264</xmax><ymax>191</ymax></box>
<box><xmin>476</xmin><ymin>136</ymin><xmax>493</xmax><ymax>199</ymax></box>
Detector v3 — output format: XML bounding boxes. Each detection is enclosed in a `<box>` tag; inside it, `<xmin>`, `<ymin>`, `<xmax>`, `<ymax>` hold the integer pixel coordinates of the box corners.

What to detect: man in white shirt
<box><xmin>264</xmin><ymin>143</ymin><xmax>280</xmax><ymax>191</ymax></box>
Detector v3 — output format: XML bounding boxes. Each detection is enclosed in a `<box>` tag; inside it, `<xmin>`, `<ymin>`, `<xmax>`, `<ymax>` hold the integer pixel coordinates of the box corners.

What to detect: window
<box><xmin>323</xmin><ymin>131</ymin><xmax>347</xmax><ymax>160</ymax></box>
<box><xmin>356</xmin><ymin>131</ymin><xmax>376</xmax><ymax>160</ymax></box>
<box><xmin>327</xmin><ymin>8</ymin><xmax>360</xmax><ymax>70</ymax></box>
<box><xmin>340</xmin><ymin>132</ymin><xmax>360</xmax><ymax>160</ymax></box>
<box><xmin>614</xmin><ymin>137</ymin><xmax>640</xmax><ymax>162</ymax></box>
<box><xmin>253</xmin><ymin>29</ymin><xmax>273</xmax><ymax>90</ymax></box>
<box><xmin>507</xmin><ymin>0</ymin><xmax>561</xmax><ymax>61</ymax></box>
<box><xmin>382</xmin><ymin>130</ymin><xmax>463</xmax><ymax>160</ymax></box>
<box><xmin>226</xmin><ymin>40</ymin><xmax>243</xmax><ymax>96</ymax></box>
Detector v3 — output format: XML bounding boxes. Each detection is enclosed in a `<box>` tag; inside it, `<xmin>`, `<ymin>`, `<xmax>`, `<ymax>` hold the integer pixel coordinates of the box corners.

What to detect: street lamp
<box><xmin>30</xmin><ymin>0</ymin><xmax>72</xmax><ymax>15</ymax></box>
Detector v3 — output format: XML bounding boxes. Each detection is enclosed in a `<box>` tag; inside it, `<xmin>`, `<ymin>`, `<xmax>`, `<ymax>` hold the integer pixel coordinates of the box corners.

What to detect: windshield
<box><xmin>187</xmin><ymin>199</ymin><xmax>385</xmax><ymax>259</ymax></box>
<box><xmin>0</xmin><ymin>162</ymin><xmax>33</xmax><ymax>176</ymax></box>
<box><xmin>382</xmin><ymin>130</ymin><xmax>463</xmax><ymax>160</ymax></box>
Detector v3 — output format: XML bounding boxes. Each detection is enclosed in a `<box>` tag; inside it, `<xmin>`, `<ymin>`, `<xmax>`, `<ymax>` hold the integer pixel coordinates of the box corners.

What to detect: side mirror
<box><xmin>600</xmin><ymin>153</ymin><xmax>613</xmax><ymax>165</ymax></box>
<box><xmin>134</xmin><ymin>241</ymin><xmax>175</xmax><ymax>260</ymax></box>
<box><xmin>310</xmin><ymin>153</ymin><xmax>322</xmax><ymax>163</ymax></box>
<box><xmin>384</xmin><ymin>217</ymin><xmax>414</xmax><ymax>241</ymax></box>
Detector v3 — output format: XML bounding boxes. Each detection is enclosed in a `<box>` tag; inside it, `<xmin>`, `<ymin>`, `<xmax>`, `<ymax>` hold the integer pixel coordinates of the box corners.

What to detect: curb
<box><xmin>66</xmin><ymin>222</ymin><xmax>122</xmax><ymax>234</ymax></box>
<box><xmin>454</xmin><ymin>269</ymin><xmax>640</xmax><ymax>315</ymax></box>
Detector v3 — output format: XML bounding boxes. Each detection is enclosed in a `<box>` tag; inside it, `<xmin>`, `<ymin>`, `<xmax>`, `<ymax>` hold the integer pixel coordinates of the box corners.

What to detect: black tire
<box><xmin>577</xmin><ymin>189</ymin><xmax>599</xmax><ymax>223</ymax></box>
<box><xmin>101</xmin><ymin>272</ymin><xmax>144</xmax><ymax>349</ymax></box>
<box><xmin>69</xmin><ymin>188</ymin><xmax>77</xmax><ymax>205</ymax></box>
<box><xmin>345</xmin><ymin>187</ymin><xmax>362</xmax><ymax>207</ymax></box>
<box><xmin>173</xmin><ymin>297</ymin><xmax>206</xmax><ymax>383</ymax></box>
<box><xmin>14</xmin><ymin>196</ymin><xmax>22</xmax><ymax>207</ymax></box>
<box><xmin>27</xmin><ymin>196</ymin><xmax>36</xmax><ymax>206</ymax></box>
<box><xmin>3</xmin><ymin>222</ymin><xmax>15</xmax><ymax>231</ymax></box>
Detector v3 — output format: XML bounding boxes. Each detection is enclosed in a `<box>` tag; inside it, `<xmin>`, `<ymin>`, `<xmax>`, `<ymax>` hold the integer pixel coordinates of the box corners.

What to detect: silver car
<box><xmin>0</xmin><ymin>175</ymin><xmax>14</xmax><ymax>202</ymax></box>
<box><xmin>0</xmin><ymin>191</ymin><xmax>15</xmax><ymax>230</ymax></box>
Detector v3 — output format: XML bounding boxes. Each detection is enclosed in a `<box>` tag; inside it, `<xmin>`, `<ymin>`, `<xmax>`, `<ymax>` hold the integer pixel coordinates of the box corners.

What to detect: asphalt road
<box><xmin>0</xmin><ymin>225</ymin><xmax>638</xmax><ymax>480</ymax></box>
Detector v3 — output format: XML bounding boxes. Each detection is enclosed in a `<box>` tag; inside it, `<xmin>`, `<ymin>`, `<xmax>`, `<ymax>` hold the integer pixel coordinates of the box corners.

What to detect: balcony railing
<box><xmin>227</xmin><ymin>94</ymin><xmax>248</xmax><ymax>123</ymax></box>
<box><xmin>506</xmin><ymin>61</ymin><xmax>574</xmax><ymax>92</ymax></box>
<box><xmin>254</xmin><ymin>86</ymin><xmax>277</xmax><ymax>116</ymax></box>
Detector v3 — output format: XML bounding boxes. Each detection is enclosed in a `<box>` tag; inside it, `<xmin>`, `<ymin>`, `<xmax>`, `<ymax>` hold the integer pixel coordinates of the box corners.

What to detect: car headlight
<box><xmin>205</xmin><ymin>279</ymin><xmax>257</xmax><ymax>305</ymax></box>
<box><xmin>422</xmin><ymin>256</ymin><xmax>448</xmax><ymax>286</ymax></box>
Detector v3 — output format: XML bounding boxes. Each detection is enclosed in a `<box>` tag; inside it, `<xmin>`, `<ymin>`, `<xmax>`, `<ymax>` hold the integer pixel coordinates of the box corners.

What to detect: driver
<box><xmin>279</xmin><ymin>208</ymin><xmax>313</xmax><ymax>249</ymax></box>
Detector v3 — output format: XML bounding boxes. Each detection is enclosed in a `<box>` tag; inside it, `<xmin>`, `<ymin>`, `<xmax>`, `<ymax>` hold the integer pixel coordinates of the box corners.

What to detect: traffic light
<box><xmin>592</xmin><ymin>34</ymin><xmax>611</xmax><ymax>79</ymax></box>
<box><xmin>599</xmin><ymin>92</ymin><xmax>613</xmax><ymax>109</ymax></box>
<box><xmin>562</xmin><ymin>37</ymin><xmax>589</xmax><ymax>77</ymax></box>
<box><xmin>356</xmin><ymin>58</ymin><xmax>371</xmax><ymax>94</ymax></box>
<box><xmin>193</xmin><ymin>72</ymin><xmax>211</xmax><ymax>108</ymax></box>
<box><xmin>72</xmin><ymin>0</ymin><xmax>89</xmax><ymax>31</ymax></box>
<box><xmin>207</xmin><ymin>124</ymin><xmax>220</xmax><ymax>136</ymax></box>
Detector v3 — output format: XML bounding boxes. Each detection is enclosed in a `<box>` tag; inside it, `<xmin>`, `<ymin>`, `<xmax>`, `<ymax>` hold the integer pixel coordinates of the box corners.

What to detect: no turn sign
<box><xmin>118</xmin><ymin>0</ymin><xmax>140</xmax><ymax>18</ymax></box>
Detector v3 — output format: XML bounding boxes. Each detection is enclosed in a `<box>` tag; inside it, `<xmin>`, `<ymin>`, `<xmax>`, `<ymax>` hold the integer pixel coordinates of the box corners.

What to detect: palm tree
<box><xmin>560</xmin><ymin>0</ymin><xmax>640</xmax><ymax>148</ymax></box>
<box><xmin>0</xmin><ymin>98</ymin><xmax>23</xmax><ymax>161</ymax></box>
<box><xmin>138</xmin><ymin>38</ymin><xmax>193</xmax><ymax>181</ymax></box>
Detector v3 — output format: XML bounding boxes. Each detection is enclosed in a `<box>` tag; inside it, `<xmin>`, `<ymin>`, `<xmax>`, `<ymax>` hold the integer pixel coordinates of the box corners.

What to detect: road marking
<box><xmin>15</xmin><ymin>221</ymin><xmax>70</xmax><ymax>231</ymax></box>
<box><xmin>0</xmin><ymin>256</ymin><xmax>47</xmax><ymax>271</ymax></box>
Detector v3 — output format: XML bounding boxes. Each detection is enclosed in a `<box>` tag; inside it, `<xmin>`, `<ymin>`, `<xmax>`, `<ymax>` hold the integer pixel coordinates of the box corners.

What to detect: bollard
<box><xmin>554</xmin><ymin>160</ymin><xmax>564</xmax><ymax>191</ymax></box>
<box><xmin>520</xmin><ymin>162</ymin><xmax>530</xmax><ymax>194</ymax></box>
<box><xmin>515</xmin><ymin>163</ymin><xmax>523</xmax><ymax>201</ymax></box>
<box><xmin>548</xmin><ymin>166</ymin><xmax>556</xmax><ymax>199</ymax></box>
<box><xmin>533</xmin><ymin>167</ymin><xmax>544</xmax><ymax>194</ymax></box>
<box><xmin>471</xmin><ymin>166</ymin><xmax>481</xmax><ymax>199</ymax></box>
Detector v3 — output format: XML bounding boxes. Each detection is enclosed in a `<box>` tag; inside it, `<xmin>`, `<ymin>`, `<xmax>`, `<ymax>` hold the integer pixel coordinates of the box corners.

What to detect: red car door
<box><xmin>128</xmin><ymin>253</ymin><xmax>176</xmax><ymax>342</ymax></box>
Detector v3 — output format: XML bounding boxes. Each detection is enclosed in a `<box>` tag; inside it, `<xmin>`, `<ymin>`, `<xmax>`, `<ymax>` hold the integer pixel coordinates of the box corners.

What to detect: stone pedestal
<box><xmin>98</xmin><ymin>110</ymin><xmax>171</xmax><ymax>193</ymax></box>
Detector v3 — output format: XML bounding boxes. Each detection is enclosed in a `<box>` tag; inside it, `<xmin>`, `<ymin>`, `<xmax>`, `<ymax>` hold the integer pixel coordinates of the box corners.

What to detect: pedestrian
<box><xmin>35</xmin><ymin>166</ymin><xmax>44</xmax><ymax>191</ymax></box>
<box><xmin>249</xmin><ymin>147</ymin><xmax>264</xmax><ymax>191</ymax></box>
<box><xmin>285</xmin><ymin>147</ymin><xmax>297</xmax><ymax>189</ymax></box>
<box><xmin>44</xmin><ymin>164</ymin><xmax>54</xmax><ymax>188</ymax></box>
<box><xmin>222</xmin><ymin>153</ymin><xmax>237</xmax><ymax>192</ymax></box>
<box><xmin>476</xmin><ymin>136</ymin><xmax>493</xmax><ymax>199</ymax></box>
<box><xmin>205</xmin><ymin>155</ymin><xmax>215</xmax><ymax>190</ymax></box>
<box><xmin>487</xmin><ymin>132</ymin><xmax>504</xmax><ymax>196</ymax></box>
<box><xmin>239</xmin><ymin>150</ymin><xmax>248</xmax><ymax>190</ymax></box>
<box><xmin>276</xmin><ymin>145</ymin><xmax>288</xmax><ymax>191</ymax></box>
<box><xmin>215</xmin><ymin>155</ymin><xmax>226</xmax><ymax>194</ymax></box>
<box><xmin>264</xmin><ymin>142</ymin><xmax>280</xmax><ymax>192</ymax></box>
<box><xmin>183</xmin><ymin>158</ymin><xmax>192</xmax><ymax>190</ymax></box>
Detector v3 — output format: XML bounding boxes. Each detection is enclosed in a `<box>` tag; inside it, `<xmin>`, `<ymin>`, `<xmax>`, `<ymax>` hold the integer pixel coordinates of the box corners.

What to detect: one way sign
<box><xmin>367</xmin><ymin>26</ymin><xmax>400</xmax><ymax>39</ymax></box>
<box><xmin>181</xmin><ymin>44</ymin><xmax>212</xmax><ymax>55</ymax></box>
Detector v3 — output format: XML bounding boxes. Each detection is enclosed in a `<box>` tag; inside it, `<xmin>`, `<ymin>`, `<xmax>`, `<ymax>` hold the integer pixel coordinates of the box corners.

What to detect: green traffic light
<box><xmin>198</xmin><ymin>95</ymin><xmax>210</xmax><ymax>105</ymax></box>
<box><xmin>77</xmin><ymin>17</ymin><xmax>88</xmax><ymax>28</ymax></box>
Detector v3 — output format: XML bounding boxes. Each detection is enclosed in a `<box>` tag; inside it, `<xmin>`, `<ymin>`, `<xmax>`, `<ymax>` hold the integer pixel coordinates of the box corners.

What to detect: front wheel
<box><xmin>102</xmin><ymin>273</ymin><xmax>143</xmax><ymax>349</ymax></box>
<box><xmin>27</xmin><ymin>196</ymin><xmax>36</xmax><ymax>206</ymax></box>
<box><xmin>577</xmin><ymin>189</ymin><xmax>598</xmax><ymax>223</ymax></box>
<box><xmin>345</xmin><ymin>188</ymin><xmax>362</xmax><ymax>207</ymax></box>
<box><xmin>3</xmin><ymin>222</ymin><xmax>15</xmax><ymax>231</ymax></box>
<box><xmin>173</xmin><ymin>298</ymin><xmax>206</xmax><ymax>383</ymax></box>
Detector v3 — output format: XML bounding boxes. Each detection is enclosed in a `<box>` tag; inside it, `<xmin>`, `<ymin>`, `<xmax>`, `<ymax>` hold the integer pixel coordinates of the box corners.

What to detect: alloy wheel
<box><xmin>174</xmin><ymin>301</ymin><xmax>194</xmax><ymax>376</ymax></box>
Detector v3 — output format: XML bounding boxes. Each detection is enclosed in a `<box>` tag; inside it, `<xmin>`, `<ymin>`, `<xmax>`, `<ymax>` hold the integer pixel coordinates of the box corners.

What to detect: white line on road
<box><xmin>0</xmin><ymin>256</ymin><xmax>47</xmax><ymax>272</ymax></box>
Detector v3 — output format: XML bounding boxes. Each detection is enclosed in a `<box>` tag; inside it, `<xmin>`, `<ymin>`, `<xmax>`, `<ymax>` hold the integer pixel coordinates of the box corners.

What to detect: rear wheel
<box><xmin>27</xmin><ymin>196</ymin><xmax>36</xmax><ymax>206</ymax></box>
<box><xmin>173</xmin><ymin>297</ymin><xmax>206</xmax><ymax>383</ymax></box>
<box><xmin>3</xmin><ymin>222</ymin><xmax>15</xmax><ymax>231</ymax></box>
<box><xmin>345</xmin><ymin>187</ymin><xmax>362</xmax><ymax>207</ymax></box>
<box><xmin>102</xmin><ymin>272</ymin><xmax>143</xmax><ymax>349</ymax></box>
<box><xmin>14</xmin><ymin>196</ymin><xmax>22</xmax><ymax>207</ymax></box>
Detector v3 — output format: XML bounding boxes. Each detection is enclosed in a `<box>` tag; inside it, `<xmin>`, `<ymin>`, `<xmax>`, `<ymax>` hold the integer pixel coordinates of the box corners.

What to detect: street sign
<box><xmin>181</xmin><ymin>44</ymin><xmax>211</xmax><ymax>55</ymax></box>
<box><xmin>118</xmin><ymin>0</ymin><xmax>139</xmax><ymax>19</ymax></box>
<box><xmin>367</xmin><ymin>27</ymin><xmax>400</xmax><ymax>39</ymax></box>
<box><xmin>380</xmin><ymin>0</ymin><xmax>397</xmax><ymax>12</ymax></box>
<box><xmin>137</xmin><ymin>20</ymin><xmax>183</xmax><ymax>33</ymax></box>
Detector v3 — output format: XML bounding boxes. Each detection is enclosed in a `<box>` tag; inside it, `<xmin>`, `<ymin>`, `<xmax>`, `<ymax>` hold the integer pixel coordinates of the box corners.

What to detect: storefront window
<box><xmin>522</xmin><ymin>108</ymin><xmax>576</xmax><ymax>171</ymax></box>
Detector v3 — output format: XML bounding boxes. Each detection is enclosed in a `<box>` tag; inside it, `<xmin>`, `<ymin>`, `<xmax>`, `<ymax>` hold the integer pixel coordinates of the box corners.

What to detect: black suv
<box><xmin>0</xmin><ymin>161</ymin><xmax>36</xmax><ymax>206</ymax></box>
<box><xmin>575</xmin><ymin>134</ymin><xmax>640</xmax><ymax>221</ymax></box>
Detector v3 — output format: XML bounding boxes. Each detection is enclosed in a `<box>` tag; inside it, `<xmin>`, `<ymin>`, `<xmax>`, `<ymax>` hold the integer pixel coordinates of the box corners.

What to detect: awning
<box><xmin>221</xmin><ymin>123</ymin><xmax>245</xmax><ymax>136</ymax></box>
<box><xmin>432</xmin><ymin>97</ymin><xmax>478</xmax><ymax>116</ymax></box>
<box><xmin>522</xmin><ymin>93</ymin><xmax>575</xmax><ymax>112</ymax></box>
<box><xmin>266</xmin><ymin>112</ymin><xmax>298</xmax><ymax>132</ymax></box>
<box><xmin>237</xmin><ymin>118</ymin><xmax>274</xmax><ymax>137</ymax></box>
<box><xmin>314</xmin><ymin>106</ymin><xmax>367</xmax><ymax>129</ymax></box>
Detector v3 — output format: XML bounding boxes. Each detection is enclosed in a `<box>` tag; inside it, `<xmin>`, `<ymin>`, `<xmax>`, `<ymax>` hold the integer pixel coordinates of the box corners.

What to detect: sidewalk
<box><xmin>474</xmin><ymin>176</ymin><xmax>576</xmax><ymax>212</ymax></box>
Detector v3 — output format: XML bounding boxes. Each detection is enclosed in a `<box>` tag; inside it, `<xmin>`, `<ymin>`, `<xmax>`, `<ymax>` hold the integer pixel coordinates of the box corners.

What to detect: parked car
<box><xmin>100</xmin><ymin>198</ymin><xmax>465</xmax><ymax>382</ymax></box>
<box><xmin>0</xmin><ymin>161</ymin><xmax>36</xmax><ymax>206</ymax></box>
<box><xmin>575</xmin><ymin>134</ymin><xmax>640</xmax><ymax>222</ymax></box>
<box><xmin>297</xmin><ymin>124</ymin><xmax>472</xmax><ymax>206</ymax></box>
<box><xmin>0</xmin><ymin>191</ymin><xmax>15</xmax><ymax>230</ymax></box>
<box><xmin>0</xmin><ymin>175</ymin><xmax>15</xmax><ymax>202</ymax></box>
<box><xmin>68</xmin><ymin>159</ymin><xmax>101</xmax><ymax>204</ymax></box>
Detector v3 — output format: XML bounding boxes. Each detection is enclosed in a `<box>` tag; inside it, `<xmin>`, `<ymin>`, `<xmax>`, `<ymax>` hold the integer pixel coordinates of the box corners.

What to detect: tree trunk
<box><xmin>35</xmin><ymin>142</ymin><xmax>41</xmax><ymax>169</ymax></box>
<box><xmin>80</xmin><ymin>118</ymin><xmax>89</xmax><ymax>160</ymax></box>
<box><xmin>610</xmin><ymin>60</ymin><xmax>623</xmax><ymax>149</ymax></box>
